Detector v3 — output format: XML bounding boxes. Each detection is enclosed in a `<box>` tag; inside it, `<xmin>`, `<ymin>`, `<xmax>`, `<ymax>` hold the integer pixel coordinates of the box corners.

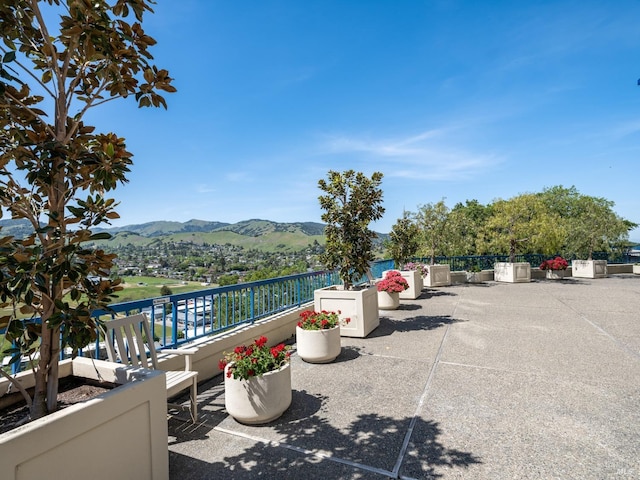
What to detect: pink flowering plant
<box><xmin>377</xmin><ymin>270</ymin><xmax>410</xmax><ymax>293</ymax></box>
<box><xmin>539</xmin><ymin>256</ymin><xmax>569</xmax><ymax>271</ymax></box>
<box><xmin>403</xmin><ymin>262</ymin><xmax>429</xmax><ymax>276</ymax></box>
<box><xmin>297</xmin><ymin>310</ymin><xmax>350</xmax><ymax>330</ymax></box>
<box><xmin>218</xmin><ymin>336</ymin><xmax>291</xmax><ymax>381</ymax></box>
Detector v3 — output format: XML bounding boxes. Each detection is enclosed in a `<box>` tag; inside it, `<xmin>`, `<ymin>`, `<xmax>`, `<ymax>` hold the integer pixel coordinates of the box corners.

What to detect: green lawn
<box><xmin>114</xmin><ymin>276</ymin><xmax>212</xmax><ymax>303</ymax></box>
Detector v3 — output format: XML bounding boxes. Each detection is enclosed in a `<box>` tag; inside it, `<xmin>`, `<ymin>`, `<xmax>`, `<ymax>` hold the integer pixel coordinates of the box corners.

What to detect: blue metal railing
<box><xmin>91</xmin><ymin>270</ymin><xmax>341</xmax><ymax>349</ymax></box>
<box><xmin>2</xmin><ymin>268</ymin><xmax>351</xmax><ymax>372</ymax></box>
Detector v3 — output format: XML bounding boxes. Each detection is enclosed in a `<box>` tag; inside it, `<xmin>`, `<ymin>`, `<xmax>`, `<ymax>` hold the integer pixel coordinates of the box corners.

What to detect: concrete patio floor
<box><xmin>167</xmin><ymin>275</ymin><xmax>640</xmax><ymax>479</ymax></box>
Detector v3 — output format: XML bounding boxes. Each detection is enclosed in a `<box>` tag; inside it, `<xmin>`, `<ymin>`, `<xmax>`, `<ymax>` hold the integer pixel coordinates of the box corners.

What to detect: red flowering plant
<box><xmin>218</xmin><ymin>336</ymin><xmax>291</xmax><ymax>381</ymax></box>
<box><xmin>539</xmin><ymin>256</ymin><xmax>569</xmax><ymax>271</ymax></box>
<box><xmin>376</xmin><ymin>270</ymin><xmax>410</xmax><ymax>293</ymax></box>
<box><xmin>297</xmin><ymin>310</ymin><xmax>350</xmax><ymax>330</ymax></box>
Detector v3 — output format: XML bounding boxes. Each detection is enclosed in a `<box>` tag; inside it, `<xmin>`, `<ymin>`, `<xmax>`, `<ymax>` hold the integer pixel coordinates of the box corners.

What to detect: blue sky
<box><xmin>86</xmin><ymin>0</ymin><xmax>640</xmax><ymax>240</ymax></box>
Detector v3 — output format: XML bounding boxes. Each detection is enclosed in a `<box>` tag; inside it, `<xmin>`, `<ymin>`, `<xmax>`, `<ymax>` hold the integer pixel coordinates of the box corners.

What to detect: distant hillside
<box><xmin>96</xmin><ymin>219</ymin><xmax>230</xmax><ymax>237</ymax></box>
<box><xmin>0</xmin><ymin>219</ymin><xmax>34</xmax><ymax>238</ymax></box>
<box><xmin>93</xmin><ymin>219</ymin><xmax>329</xmax><ymax>252</ymax></box>
<box><xmin>216</xmin><ymin>219</ymin><xmax>326</xmax><ymax>237</ymax></box>
<box><xmin>0</xmin><ymin>218</ymin><xmax>388</xmax><ymax>253</ymax></box>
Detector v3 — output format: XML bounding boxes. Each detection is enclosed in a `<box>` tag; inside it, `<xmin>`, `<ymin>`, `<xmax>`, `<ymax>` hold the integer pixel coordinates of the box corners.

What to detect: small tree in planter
<box><xmin>539</xmin><ymin>185</ymin><xmax>635</xmax><ymax>260</ymax></box>
<box><xmin>0</xmin><ymin>0</ymin><xmax>174</xmax><ymax>420</ymax></box>
<box><xmin>481</xmin><ymin>193</ymin><xmax>564</xmax><ymax>263</ymax></box>
<box><xmin>316</xmin><ymin>170</ymin><xmax>384</xmax><ymax>338</ymax></box>
<box><xmin>568</xmin><ymin>195</ymin><xmax>633</xmax><ymax>261</ymax></box>
<box><xmin>318</xmin><ymin>170</ymin><xmax>385</xmax><ymax>290</ymax></box>
<box><xmin>481</xmin><ymin>193</ymin><xmax>564</xmax><ymax>283</ymax></box>
<box><xmin>385</xmin><ymin>211</ymin><xmax>420</xmax><ymax>268</ymax></box>
<box><xmin>414</xmin><ymin>199</ymin><xmax>453</xmax><ymax>286</ymax></box>
<box><xmin>414</xmin><ymin>199</ymin><xmax>449</xmax><ymax>265</ymax></box>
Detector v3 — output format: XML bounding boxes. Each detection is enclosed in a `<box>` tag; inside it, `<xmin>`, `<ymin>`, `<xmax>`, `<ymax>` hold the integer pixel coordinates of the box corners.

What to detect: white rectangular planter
<box><xmin>382</xmin><ymin>270</ymin><xmax>423</xmax><ymax>299</ymax></box>
<box><xmin>0</xmin><ymin>357</ymin><xmax>168</xmax><ymax>480</ymax></box>
<box><xmin>466</xmin><ymin>270</ymin><xmax>492</xmax><ymax>283</ymax></box>
<box><xmin>424</xmin><ymin>264</ymin><xmax>451</xmax><ymax>287</ymax></box>
<box><xmin>633</xmin><ymin>265</ymin><xmax>640</xmax><ymax>275</ymax></box>
<box><xmin>572</xmin><ymin>260</ymin><xmax>607</xmax><ymax>278</ymax></box>
<box><xmin>494</xmin><ymin>262</ymin><xmax>531</xmax><ymax>283</ymax></box>
<box><xmin>314</xmin><ymin>285</ymin><xmax>379</xmax><ymax>338</ymax></box>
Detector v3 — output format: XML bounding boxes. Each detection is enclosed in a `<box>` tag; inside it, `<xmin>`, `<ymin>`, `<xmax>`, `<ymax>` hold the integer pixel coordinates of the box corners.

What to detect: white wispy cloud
<box><xmin>320</xmin><ymin>127</ymin><xmax>502</xmax><ymax>181</ymax></box>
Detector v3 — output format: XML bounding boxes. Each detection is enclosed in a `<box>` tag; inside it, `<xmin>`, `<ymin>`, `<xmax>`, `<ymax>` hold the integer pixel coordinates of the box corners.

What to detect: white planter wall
<box><xmin>494</xmin><ymin>262</ymin><xmax>531</xmax><ymax>283</ymax></box>
<box><xmin>0</xmin><ymin>357</ymin><xmax>168</xmax><ymax>480</ymax></box>
<box><xmin>314</xmin><ymin>285</ymin><xmax>379</xmax><ymax>338</ymax></box>
<box><xmin>633</xmin><ymin>264</ymin><xmax>640</xmax><ymax>275</ymax></box>
<box><xmin>424</xmin><ymin>265</ymin><xmax>451</xmax><ymax>287</ymax></box>
<box><xmin>572</xmin><ymin>260</ymin><xmax>607</xmax><ymax>278</ymax></box>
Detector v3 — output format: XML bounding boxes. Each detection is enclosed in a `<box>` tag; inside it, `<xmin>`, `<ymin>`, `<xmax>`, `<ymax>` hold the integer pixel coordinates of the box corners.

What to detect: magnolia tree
<box><xmin>0</xmin><ymin>0</ymin><xmax>174</xmax><ymax>420</ymax></box>
<box><xmin>480</xmin><ymin>193</ymin><xmax>565</xmax><ymax>263</ymax></box>
<box><xmin>318</xmin><ymin>170</ymin><xmax>384</xmax><ymax>290</ymax></box>
<box><xmin>385</xmin><ymin>211</ymin><xmax>420</xmax><ymax>268</ymax></box>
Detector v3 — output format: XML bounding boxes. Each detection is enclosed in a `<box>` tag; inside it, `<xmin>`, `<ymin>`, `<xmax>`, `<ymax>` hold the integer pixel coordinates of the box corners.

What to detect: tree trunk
<box><xmin>509</xmin><ymin>238</ymin><xmax>516</xmax><ymax>263</ymax></box>
<box><xmin>31</xmin><ymin>319</ymin><xmax>53</xmax><ymax>419</ymax></box>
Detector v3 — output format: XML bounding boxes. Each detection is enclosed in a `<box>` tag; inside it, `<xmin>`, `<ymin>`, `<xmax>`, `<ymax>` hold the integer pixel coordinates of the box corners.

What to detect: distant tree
<box><xmin>415</xmin><ymin>199</ymin><xmax>449</xmax><ymax>264</ymax></box>
<box><xmin>385</xmin><ymin>212</ymin><xmax>420</xmax><ymax>268</ymax></box>
<box><xmin>218</xmin><ymin>274</ymin><xmax>239</xmax><ymax>286</ymax></box>
<box><xmin>539</xmin><ymin>185</ymin><xmax>635</xmax><ymax>259</ymax></box>
<box><xmin>480</xmin><ymin>193</ymin><xmax>564</xmax><ymax>262</ymax></box>
<box><xmin>0</xmin><ymin>0</ymin><xmax>174</xmax><ymax>419</ymax></box>
<box><xmin>160</xmin><ymin>285</ymin><xmax>173</xmax><ymax>296</ymax></box>
<box><xmin>445</xmin><ymin>200</ymin><xmax>492</xmax><ymax>256</ymax></box>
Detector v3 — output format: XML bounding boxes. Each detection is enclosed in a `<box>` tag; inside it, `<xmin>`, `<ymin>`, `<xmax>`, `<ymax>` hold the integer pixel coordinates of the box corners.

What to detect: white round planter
<box><xmin>224</xmin><ymin>362</ymin><xmax>292</xmax><ymax>425</ymax></box>
<box><xmin>377</xmin><ymin>291</ymin><xmax>400</xmax><ymax>310</ymax></box>
<box><xmin>296</xmin><ymin>325</ymin><xmax>341</xmax><ymax>363</ymax></box>
<box><xmin>545</xmin><ymin>270</ymin><xmax>565</xmax><ymax>280</ymax></box>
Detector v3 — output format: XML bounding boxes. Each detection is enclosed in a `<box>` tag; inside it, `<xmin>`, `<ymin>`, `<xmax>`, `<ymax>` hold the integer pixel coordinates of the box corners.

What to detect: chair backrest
<box><xmin>104</xmin><ymin>313</ymin><xmax>159</xmax><ymax>370</ymax></box>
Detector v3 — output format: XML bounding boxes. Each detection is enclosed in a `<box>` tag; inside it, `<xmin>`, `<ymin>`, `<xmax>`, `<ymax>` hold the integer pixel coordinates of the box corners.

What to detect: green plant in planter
<box><xmin>385</xmin><ymin>211</ymin><xmax>420</xmax><ymax>268</ymax></box>
<box><xmin>318</xmin><ymin>170</ymin><xmax>385</xmax><ymax>290</ymax></box>
<box><xmin>415</xmin><ymin>199</ymin><xmax>450</xmax><ymax>265</ymax></box>
<box><xmin>0</xmin><ymin>0</ymin><xmax>174</xmax><ymax>420</ymax></box>
<box><xmin>538</xmin><ymin>185</ymin><xmax>636</xmax><ymax>260</ymax></box>
<box><xmin>480</xmin><ymin>193</ymin><xmax>564</xmax><ymax>263</ymax></box>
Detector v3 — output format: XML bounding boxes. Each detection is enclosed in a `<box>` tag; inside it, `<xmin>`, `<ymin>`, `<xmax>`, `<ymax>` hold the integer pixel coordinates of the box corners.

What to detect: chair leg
<box><xmin>190</xmin><ymin>379</ymin><xmax>198</xmax><ymax>423</ymax></box>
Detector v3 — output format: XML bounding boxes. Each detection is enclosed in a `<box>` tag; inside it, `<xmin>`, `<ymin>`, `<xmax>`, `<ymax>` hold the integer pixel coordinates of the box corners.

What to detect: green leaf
<box><xmin>89</xmin><ymin>232</ymin><xmax>112</xmax><ymax>241</ymax></box>
<box><xmin>2</xmin><ymin>51</ymin><xmax>16</xmax><ymax>63</ymax></box>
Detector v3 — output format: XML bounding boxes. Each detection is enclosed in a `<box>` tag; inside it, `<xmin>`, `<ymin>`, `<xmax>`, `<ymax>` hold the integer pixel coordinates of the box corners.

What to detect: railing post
<box><xmin>250</xmin><ymin>286</ymin><xmax>255</xmax><ymax>324</ymax></box>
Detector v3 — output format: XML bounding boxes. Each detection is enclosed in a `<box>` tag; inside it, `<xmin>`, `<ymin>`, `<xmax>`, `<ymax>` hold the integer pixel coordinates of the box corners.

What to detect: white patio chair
<box><xmin>103</xmin><ymin>313</ymin><xmax>198</xmax><ymax>422</ymax></box>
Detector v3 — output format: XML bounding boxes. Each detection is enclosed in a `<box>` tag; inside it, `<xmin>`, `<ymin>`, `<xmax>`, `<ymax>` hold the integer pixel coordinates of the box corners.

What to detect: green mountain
<box><xmin>97</xmin><ymin>219</ymin><xmax>329</xmax><ymax>252</ymax></box>
<box><xmin>97</xmin><ymin>219</ymin><xmax>230</xmax><ymax>237</ymax></box>
<box><xmin>0</xmin><ymin>218</ymin><xmax>387</xmax><ymax>253</ymax></box>
<box><xmin>0</xmin><ymin>218</ymin><xmax>36</xmax><ymax>238</ymax></box>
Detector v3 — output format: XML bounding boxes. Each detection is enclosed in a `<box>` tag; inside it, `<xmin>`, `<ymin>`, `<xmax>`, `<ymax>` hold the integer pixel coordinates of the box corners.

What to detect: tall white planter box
<box><xmin>572</xmin><ymin>260</ymin><xmax>607</xmax><ymax>278</ymax></box>
<box><xmin>383</xmin><ymin>270</ymin><xmax>423</xmax><ymax>299</ymax></box>
<box><xmin>0</xmin><ymin>357</ymin><xmax>169</xmax><ymax>480</ymax></box>
<box><xmin>424</xmin><ymin>264</ymin><xmax>451</xmax><ymax>287</ymax></box>
<box><xmin>494</xmin><ymin>262</ymin><xmax>531</xmax><ymax>283</ymax></box>
<box><xmin>633</xmin><ymin>264</ymin><xmax>640</xmax><ymax>275</ymax></box>
<box><xmin>314</xmin><ymin>285</ymin><xmax>379</xmax><ymax>338</ymax></box>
